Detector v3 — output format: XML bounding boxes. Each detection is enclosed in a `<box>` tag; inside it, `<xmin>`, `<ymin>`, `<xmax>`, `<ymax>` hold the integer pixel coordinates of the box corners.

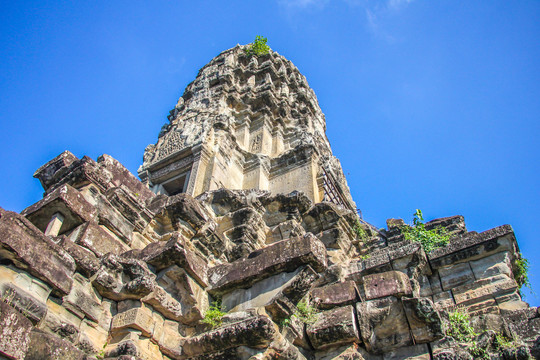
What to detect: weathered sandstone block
<box><xmin>58</xmin><ymin>236</ymin><xmax>101</xmax><ymax>277</ymax></box>
<box><xmin>469</xmin><ymin>251</ymin><xmax>513</xmax><ymax>280</ymax></box>
<box><xmin>363</xmin><ymin>271</ymin><xmax>412</xmax><ymax>300</ymax></box>
<box><xmin>106</xmin><ymin>330</ymin><xmax>164</xmax><ymax>360</ymax></box>
<box><xmin>0</xmin><ymin>300</ymin><xmax>33</xmax><ymax>359</ymax></box>
<box><xmin>112</xmin><ymin>307</ymin><xmax>155</xmax><ymax>337</ymax></box>
<box><xmin>208</xmin><ymin>233</ymin><xmax>327</xmax><ymax>295</ymax></box>
<box><xmin>142</xmin><ymin>265</ymin><xmax>209</xmax><ymax>325</ymax></box>
<box><xmin>92</xmin><ymin>254</ymin><xmax>156</xmax><ymax>301</ymax></box>
<box><xmin>315</xmin><ymin>343</ymin><xmax>373</xmax><ymax>360</ymax></box>
<box><xmin>425</xmin><ymin>215</ymin><xmax>467</xmax><ymax>236</ymax></box>
<box><xmin>69</xmin><ymin>221</ymin><xmax>129</xmax><ymax>256</ymax></box>
<box><xmin>428</xmin><ymin>225</ymin><xmax>517</xmax><ymax>269</ymax></box>
<box><xmin>0</xmin><ymin>265</ymin><xmax>51</xmax><ymax>324</ymax></box>
<box><xmin>402</xmin><ymin>297</ymin><xmax>443</xmax><ymax>343</ymax></box>
<box><xmin>63</xmin><ymin>273</ymin><xmax>102</xmax><ymax>323</ymax></box>
<box><xmin>222</xmin><ymin>265</ymin><xmax>317</xmax><ymax>313</ymax></box>
<box><xmin>182</xmin><ymin>315</ymin><xmax>278</xmax><ymax>357</ymax></box>
<box><xmin>311</xmin><ymin>281</ymin><xmax>359</xmax><ymax>310</ymax></box>
<box><xmin>33</xmin><ymin>150</ymin><xmax>79</xmax><ymax>192</ymax></box>
<box><xmin>38</xmin><ymin>298</ymin><xmax>83</xmax><ymax>344</ymax></box>
<box><xmin>383</xmin><ymin>344</ymin><xmax>430</xmax><ymax>360</ymax></box>
<box><xmin>129</xmin><ymin>233</ymin><xmax>208</xmax><ymax>288</ymax></box>
<box><xmin>0</xmin><ymin>283</ymin><xmax>47</xmax><ymax>324</ymax></box>
<box><xmin>302</xmin><ymin>202</ymin><xmax>356</xmax><ymax>234</ymax></box>
<box><xmin>0</xmin><ymin>210</ymin><xmax>75</xmax><ymax>296</ymax></box>
<box><xmin>452</xmin><ymin>275</ymin><xmax>518</xmax><ymax>306</ymax></box>
<box><xmin>25</xmin><ymin>328</ymin><xmax>86</xmax><ymax>360</ymax></box>
<box><xmin>22</xmin><ymin>184</ymin><xmax>97</xmax><ymax>235</ymax></box>
<box><xmin>77</xmin><ymin>318</ymin><xmax>109</xmax><ymax>354</ymax></box>
<box><xmin>438</xmin><ymin>262</ymin><xmax>475</xmax><ymax>291</ymax></box>
<box><xmin>357</xmin><ymin>296</ymin><xmax>413</xmax><ymax>353</ymax></box>
<box><xmin>149</xmin><ymin>193</ymin><xmax>210</xmax><ymax>233</ymax></box>
<box><xmin>343</xmin><ymin>253</ymin><xmax>393</xmax><ymax>284</ymax></box>
<box><xmin>268</xmin><ymin>219</ymin><xmax>306</xmax><ymax>244</ymax></box>
<box><xmin>80</xmin><ymin>189</ymin><xmax>135</xmax><ymax>244</ymax></box>
<box><xmin>306</xmin><ymin>305</ymin><xmax>360</xmax><ymax>350</ymax></box>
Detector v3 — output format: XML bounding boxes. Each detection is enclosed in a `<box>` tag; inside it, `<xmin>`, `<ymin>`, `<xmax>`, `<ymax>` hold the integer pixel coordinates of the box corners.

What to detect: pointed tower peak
<box><xmin>139</xmin><ymin>46</ymin><xmax>356</xmax><ymax>211</ymax></box>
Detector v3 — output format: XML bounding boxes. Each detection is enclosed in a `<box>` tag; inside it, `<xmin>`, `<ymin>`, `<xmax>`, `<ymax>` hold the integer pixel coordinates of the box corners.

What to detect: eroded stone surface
<box><xmin>0</xmin><ymin>210</ymin><xmax>75</xmax><ymax>296</ymax></box>
<box><xmin>363</xmin><ymin>271</ymin><xmax>412</xmax><ymax>300</ymax></box>
<box><xmin>208</xmin><ymin>233</ymin><xmax>327</xmax><ymax>295</ymax></box>
<box><xmin>306</xmin><ymin>305</ymin><xmax>360</xmax><ymax>350</ymax></box>
<box><xmin>357</xmin><ymin>296</ymin><xmax>413</xmax><ymax>354</ymax></box>
<box><xmin>182</xmin><ymin>315</ymin><xmax>277</xmax><ymax>357</ymax></box>
<box><xmin>311</xmin><ymin>280</ymin><xmax>358</xmax><ymax>309</ymax></box>
<box><xmin>0</xmin><ymin>300</ymin><xmax>33</xmax><ymax>359</ymax></box>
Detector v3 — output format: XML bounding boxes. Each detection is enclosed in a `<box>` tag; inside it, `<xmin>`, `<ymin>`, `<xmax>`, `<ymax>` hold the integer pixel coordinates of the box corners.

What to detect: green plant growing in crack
<box><xmin>201</xmin><ymin>299</ymin><xmax>226</xmax><ymax>329</ymax></box>
<box><xmin>401</xmin><ymin>209</ymin><xmax>449</xmax><ymax>253</ymax></box>
<box><xmin>445</xmin><ymin>308</ymin><xmax>523</xmax><ymax>358</ymax></box>
<box><xmin>495</xmin><ymin>332</ymin><xmax>517</xmax><ymax>350</ymax></box>
<box><xmin>446</xmin><ymin>307</ymin><xmax>476</xmax><ymax>342</ymax></box>
<box><xmin>96</xmin><ymin>342</ymin><xmax>108</xmax><ymax>360</ymax></box>
<box><xmin>353</xmin><ymin>220</ymin><xmax>369</xmax><ymax>240</ymax></box>
<box><xmin>245</xmin><ymin>35</ymin><xmax>270</xmax><ymax>56</ymax></box>
<box><xmin>513</xmin><ymin>254</ymin><xmax>531</xmax><ymax>296</ymax></box>
<box><xmin>295</xmin><ymin>299</ymin><xmax>319</xmax><ymax>325</ymax></box>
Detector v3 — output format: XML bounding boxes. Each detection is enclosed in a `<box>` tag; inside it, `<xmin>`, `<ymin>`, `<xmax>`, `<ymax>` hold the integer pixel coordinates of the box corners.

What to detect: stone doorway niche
<box><xmin>152</xmin><ymin>170</ymin><xmax>191</xmax><ymax>196</ymax></box>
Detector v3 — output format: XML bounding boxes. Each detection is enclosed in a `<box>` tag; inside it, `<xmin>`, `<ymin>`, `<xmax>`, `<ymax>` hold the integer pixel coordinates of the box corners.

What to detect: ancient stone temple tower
<box><xmin>138</xmin><ymin>45</ymin><xmax>356</xmax><ymax>211</ymax></box>
<box><xmin>0</xmin><ymin>44</ymin><xmax>539</xmax><ymax>360</ymax></box>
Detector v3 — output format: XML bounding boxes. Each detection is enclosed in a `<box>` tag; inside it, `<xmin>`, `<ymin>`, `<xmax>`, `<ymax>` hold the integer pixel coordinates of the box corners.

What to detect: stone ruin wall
<box><xmin>0</xmin><ymin>47</ymin><xmax>539</xmax><ymax>360</ymax></box>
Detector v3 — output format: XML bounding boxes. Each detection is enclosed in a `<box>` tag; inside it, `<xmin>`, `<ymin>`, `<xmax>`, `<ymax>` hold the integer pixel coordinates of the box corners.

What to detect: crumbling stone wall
<box><xmin>0</xmin><ymin>151</ymin><xmax>538</xmax><ymax>359</ymax></box>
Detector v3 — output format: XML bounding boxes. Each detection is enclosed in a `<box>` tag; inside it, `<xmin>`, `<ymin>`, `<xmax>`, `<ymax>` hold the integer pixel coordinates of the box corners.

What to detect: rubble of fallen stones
<box><xmin>0</xmin><ymin>150</ymin><xmax>538</xmax><ymax>360</ymax></box>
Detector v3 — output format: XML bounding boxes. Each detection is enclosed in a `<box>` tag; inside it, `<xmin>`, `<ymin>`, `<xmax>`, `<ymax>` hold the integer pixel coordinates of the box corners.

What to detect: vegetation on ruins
<box><xmin>401</xmin><ymin>209</ymin><xmax>450</xmax><ymax>253</ymax></box>
<box><xmin>295</xmin><ymin>299</ymin><xmax>319</xmax><ymax>325</ymax></box>
<box><xmin>514</xmin><ymin>253</ymin><xmax>531</xmax><ymax>294</ymax></box>
<box><xmin>495</xmin><ymin>332</ymin><xmax>517</xmax><ymax>350</ymax></box>
<box><xmin>446</xmin><ymin>307</ymin><xmax>519</xmax><ymax>359</ymax></box>
<box><xmin>446</xmin><ymin>308</ymin><xmax>487</xmax><ymax>358</ymax></box>
<box><xmin>96</xmin><ymin>342</ymin><xmax>108</xmax><ymax>360</ymax></box>
<box><xmin>353</xmin><ymin>220</ymin><xmax>369</xmax><ymax>240</ymax></box>
<box><xmin>201</xmin><ymin>300</ymin><xmax>226</xmax><ymax>329</ymax></box>
<box><xmin>245</xmin><ymin>35</ymin><xmax>270</xmax><ymax>56</ymax></box>
<box><xmin>446</xmin><ymin>308</ymin><xmax>476</xmax><ymax>342</ymax></box>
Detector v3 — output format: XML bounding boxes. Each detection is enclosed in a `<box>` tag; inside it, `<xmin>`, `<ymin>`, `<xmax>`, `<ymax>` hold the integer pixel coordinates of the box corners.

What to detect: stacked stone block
<box><xmin>0</xmin><ymin>151</ymin><xmax>538</xmax><ymax>359</ymax></box>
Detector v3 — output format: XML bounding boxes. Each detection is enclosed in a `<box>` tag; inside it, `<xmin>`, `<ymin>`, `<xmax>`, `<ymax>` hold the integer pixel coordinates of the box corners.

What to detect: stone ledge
<box><xmin>208</xmin><ymin>233</ymin><xmax>327</xmax><ymax>296</ymax></box>
<box><xmin>428</xmin><ymin>225</ymin><xmax>516</xmax><ymax>269</ymax></box>
<box><xmin>182</xmin><ymin>315</ymin><xmax>277</xmax><ymax>357</ymax></box>
<box><xmin>127</xmin><ymin>233</ymin><xmax>208</xmax><ymax>288</ymax></box>
<box><xmin>22</xmin><ymin>184</ymin><xmax>97</xmax><ymax>235</ymax></box>
<box><xmin>0</xmin><ymin>211</ymin><xmax>75</xmax><ymax>296</ymax></box>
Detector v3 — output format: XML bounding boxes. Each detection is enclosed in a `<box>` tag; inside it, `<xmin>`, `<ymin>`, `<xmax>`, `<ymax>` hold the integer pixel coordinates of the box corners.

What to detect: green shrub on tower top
<box><xmin>245</xmin><ymin>36</ymin><xmax>270</xmax><ymax>56</ymax></box>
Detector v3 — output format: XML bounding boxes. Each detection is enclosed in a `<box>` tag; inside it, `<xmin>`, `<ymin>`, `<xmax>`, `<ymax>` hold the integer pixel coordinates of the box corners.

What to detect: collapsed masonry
<box><xmin>0</xmin><ymin>45</ymin><xmax>538</xmax><ymax>360</ymax></box>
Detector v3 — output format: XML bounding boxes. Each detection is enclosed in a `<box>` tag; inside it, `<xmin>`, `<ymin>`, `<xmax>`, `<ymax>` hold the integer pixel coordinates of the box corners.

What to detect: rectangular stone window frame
<box><xmin>154</xmin><ymin>170</ymin><xmax>191</xmax><ymax>196</ymax></box>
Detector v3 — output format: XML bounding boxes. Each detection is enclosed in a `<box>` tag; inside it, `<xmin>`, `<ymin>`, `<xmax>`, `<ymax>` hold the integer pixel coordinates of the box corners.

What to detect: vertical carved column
<box><xmin>271</xmin><ymin>122</ymin><xmax>284</xmax><ymax>157</ymax></box>
<box><xmin>185</xmin><ymin>144</ymin><xmax>212</xmax><ymax>197</ymax></box>
<box><xmin>44</xmin><ymin>212</ymin><xmax>65</xmax><ymax>237</ymax></box>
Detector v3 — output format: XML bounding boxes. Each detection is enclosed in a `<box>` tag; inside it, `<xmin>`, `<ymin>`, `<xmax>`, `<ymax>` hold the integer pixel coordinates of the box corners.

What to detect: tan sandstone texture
<box><xmin>0</xmin><ymin>45</ymin><xmax>538</xmax><ymax>359</ymax></box>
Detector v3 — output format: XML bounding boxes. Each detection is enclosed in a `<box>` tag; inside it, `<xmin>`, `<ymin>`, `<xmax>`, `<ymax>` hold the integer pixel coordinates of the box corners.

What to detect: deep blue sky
<box><xmin>1</xmin><ymin>1</ymin><xmax>539</xmax><ymax>303</ymax></box>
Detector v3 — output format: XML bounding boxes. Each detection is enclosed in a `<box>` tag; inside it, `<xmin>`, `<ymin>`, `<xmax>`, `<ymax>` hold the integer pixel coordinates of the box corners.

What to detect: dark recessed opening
<box><xmin>162</xmin><ymin>173</ymin><xmax>189</xmax><ymax>196</ymax></box>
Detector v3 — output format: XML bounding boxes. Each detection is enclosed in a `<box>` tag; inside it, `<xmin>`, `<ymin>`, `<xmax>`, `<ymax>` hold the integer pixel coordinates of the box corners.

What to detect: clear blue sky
<box><xmin>1</xmin><ymin>1</ymin><xmax>539</xmax><ymax>304</ymax></box>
